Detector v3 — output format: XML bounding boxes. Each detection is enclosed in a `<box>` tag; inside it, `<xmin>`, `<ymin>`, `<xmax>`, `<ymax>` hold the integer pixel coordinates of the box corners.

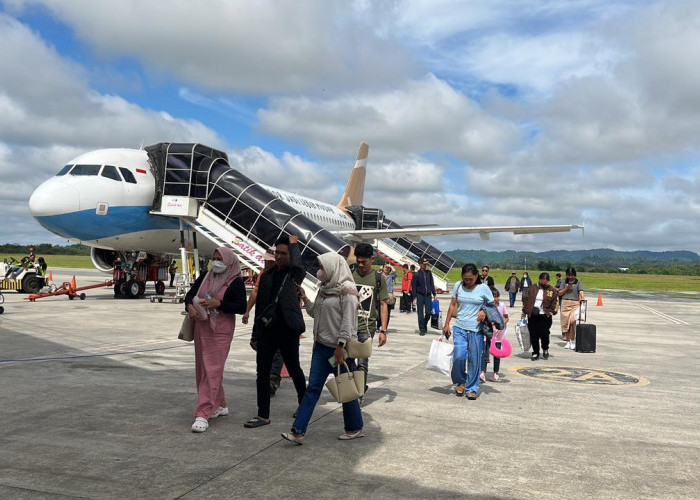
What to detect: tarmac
<box><xmin>0</xmin><ymin>268</ymin><xmax>698</xmax><ymax>499</ymax></box>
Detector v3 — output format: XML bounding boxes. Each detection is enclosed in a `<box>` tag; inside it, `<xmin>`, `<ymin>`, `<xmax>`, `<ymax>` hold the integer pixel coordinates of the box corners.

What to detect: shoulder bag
<box><xmin>259</xmin><ymin>273</ymin><xmax>288</xmax><ymax>327</ymax></box>
<box><xmin>178</xmin><ymin>314</ymin><xmax>194</xmax><ymax>342</ymax></box>
<box><xmin>346</xmin><ymin>337</ymin><xmax>372</xmax><ymax>358</ymax></box>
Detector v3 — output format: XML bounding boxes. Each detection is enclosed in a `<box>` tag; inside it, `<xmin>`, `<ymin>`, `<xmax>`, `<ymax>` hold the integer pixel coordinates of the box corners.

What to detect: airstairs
<box><xmin>353</xmin><ymin>207</ymin><xmax>455</xmax><ymax>293</ymax></box>
<box><xmin>147</xmin><ymin>143</ymin><xmax>351</xmax><ymax>297</ymax></box>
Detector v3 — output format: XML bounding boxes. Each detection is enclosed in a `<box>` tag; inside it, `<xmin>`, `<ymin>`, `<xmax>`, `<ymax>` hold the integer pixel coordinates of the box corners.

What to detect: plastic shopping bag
<box><xmin>515</xmin><ymin>319</ymin><xmax>531</xmax><ymax>352</ymax></box>
<box><xmin>426</xmin><ymin>339</ymin><xmax>453</xmax><ymax>377</ymax></box>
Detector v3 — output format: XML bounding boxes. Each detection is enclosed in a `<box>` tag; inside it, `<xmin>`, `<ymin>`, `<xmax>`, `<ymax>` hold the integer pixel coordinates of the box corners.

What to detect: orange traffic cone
<box><xmin>48</xmin><ymin>271</ymin><xmax>53</xmax><ymax>282</ymax></box>
<box><xmin>281</xmin><ymin>363</ymin><xmax>290</xmax><ymax>378</ymax></box>
<box><xmin>597</xmin><ymin>293</ymin><xmax>603</xmax><ymax>306</ymax></box>
<box><xmin>71</xmin><ymin>275</ymin><xmax>77</xmax><ymax>292</ymax></box>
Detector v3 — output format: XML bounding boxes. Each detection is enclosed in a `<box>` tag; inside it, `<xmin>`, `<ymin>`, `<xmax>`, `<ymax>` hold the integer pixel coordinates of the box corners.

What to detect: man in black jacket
<box><xmin>245</xmin><ymin>235</ymin><xmax>307</xmax><ymax>428</ymax></box>
<box><xmin>412</xmin><ymin>258</ymin><xmax>436</xmax><ymax>335</ymax></box>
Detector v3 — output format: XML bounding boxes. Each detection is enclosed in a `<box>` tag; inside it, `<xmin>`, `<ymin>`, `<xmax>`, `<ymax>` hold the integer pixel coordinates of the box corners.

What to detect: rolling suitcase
<box><xmin>575</xmin><ymin>300</ymin><xmax>596</xmax><ymax>353</ymax></box>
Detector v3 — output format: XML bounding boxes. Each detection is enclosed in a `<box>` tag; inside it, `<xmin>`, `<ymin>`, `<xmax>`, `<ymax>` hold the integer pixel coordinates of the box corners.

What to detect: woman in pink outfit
<box><xmin>185</xmin><ymin>248</ymin><xmax>246</xmax><ymax>432</ymax></box>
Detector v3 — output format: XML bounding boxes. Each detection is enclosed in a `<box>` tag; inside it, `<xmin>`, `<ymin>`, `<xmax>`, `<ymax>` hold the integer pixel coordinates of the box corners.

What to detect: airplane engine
<box><xmin>90</xmin><ymin>247</ymin><xmax>119</xmax><ymax>273</ymax></box>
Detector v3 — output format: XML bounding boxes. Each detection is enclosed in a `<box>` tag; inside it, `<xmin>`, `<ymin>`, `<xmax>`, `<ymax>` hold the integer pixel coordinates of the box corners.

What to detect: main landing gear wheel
<box><xmin>126</xmin><ymin>279</ymin><xmax>140</xmax><ymax>298</ymax></box>
<box><xmin>114</xmin><ymin>279</ymin><xmax>125</xmax><ymax>297</ymax></box>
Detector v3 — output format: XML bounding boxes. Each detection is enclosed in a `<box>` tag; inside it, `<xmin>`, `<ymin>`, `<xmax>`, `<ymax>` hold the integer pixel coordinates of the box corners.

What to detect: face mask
<box><xmin>316</xmin><ymin>268</ymin><xmax>328</xmax><ymax>283</ymax></box>
<box><xmin>211</xmin><ymin>260</ymin><xmax>227</xmax><ymax>274</ymax></box>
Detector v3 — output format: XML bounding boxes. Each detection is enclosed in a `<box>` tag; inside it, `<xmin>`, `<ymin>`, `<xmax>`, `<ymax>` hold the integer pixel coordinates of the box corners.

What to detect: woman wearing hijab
<box><xmin>281</xmin><ymin>252</ymin><xmax>363</xmax><ymax>444</ymax></box>
<box><xmin>185</xmin><ymin>248</ymin><xmax>247</xmax><ymax>433</ymax></box>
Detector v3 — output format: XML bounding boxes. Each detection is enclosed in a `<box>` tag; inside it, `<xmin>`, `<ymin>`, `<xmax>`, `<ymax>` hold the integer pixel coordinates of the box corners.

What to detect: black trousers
<box><xmin>529</xmin><ymin>314</ymin><xmax>552</xmax><ymax>354</ymax></box>
<box><xmin>256</xmin><ymin>327</ymin><xmax>306</xmax><ymax>419</ymax></box>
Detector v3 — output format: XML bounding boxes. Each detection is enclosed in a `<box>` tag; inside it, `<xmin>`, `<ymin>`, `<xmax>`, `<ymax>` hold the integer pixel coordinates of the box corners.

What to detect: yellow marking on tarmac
<box><xmin>510</xmin><ymin>365</ymin><xmax>650</xmax><ymax>386</ymax></box>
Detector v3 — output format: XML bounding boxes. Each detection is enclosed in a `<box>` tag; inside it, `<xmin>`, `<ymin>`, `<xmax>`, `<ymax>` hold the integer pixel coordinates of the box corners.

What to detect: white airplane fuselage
<box><xmin>29</xmin><ymin>148</ymin><xmax>355</xmax><ymax>258</ymax></box>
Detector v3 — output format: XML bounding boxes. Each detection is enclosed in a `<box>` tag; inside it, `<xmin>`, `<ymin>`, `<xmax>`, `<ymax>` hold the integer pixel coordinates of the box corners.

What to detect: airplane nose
<box><xmin>29</xmin><ymin>179</ymin><xmax>80</xmax><ymax>217</ymax></box>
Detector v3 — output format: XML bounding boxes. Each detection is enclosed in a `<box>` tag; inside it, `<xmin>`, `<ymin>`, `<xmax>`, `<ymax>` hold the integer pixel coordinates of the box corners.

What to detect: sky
<box><xmin>1</xmin><ymin>0</ymin><xmax>699</xmax><ymax>254</ymax></box>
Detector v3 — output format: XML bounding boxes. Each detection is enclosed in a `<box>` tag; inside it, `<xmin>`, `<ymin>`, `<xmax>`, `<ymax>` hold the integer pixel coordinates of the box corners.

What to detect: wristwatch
<box><xmin>379</xmin><ymin>329</ymin><xmax>387</xmax><ymax>334</ymax></box>
<box><xmin>338</xmin><ymin>339</ymin><xmax>346</xmax><ymax>347</ymax></box>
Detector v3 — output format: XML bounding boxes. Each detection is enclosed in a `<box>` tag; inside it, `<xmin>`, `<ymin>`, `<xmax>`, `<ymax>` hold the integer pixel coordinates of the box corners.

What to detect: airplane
<box><xmin>29</xmin><ymin>141</ymin><xmax>582</xmax><ymax>298</ymax></box>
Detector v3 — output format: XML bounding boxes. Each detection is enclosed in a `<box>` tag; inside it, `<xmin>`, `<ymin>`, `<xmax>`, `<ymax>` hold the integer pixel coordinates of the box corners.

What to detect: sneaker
<box><xmin>191</xmin><ymin>417</ymin><xmax>208</xmax><ymax>433</ymax></box>
<box><xmin>570</xmin><ymin>341</ymin><xmax>577</xmax><ymax>350</ymax></box>
<box><xmin>338</xmin><ymin>430</ymin><xmax>365</xmax><ymax>440</ymax></box>
<box><xmin>564</xmin><ymin>341</ymin><xmax>572</xmax><ymax>349</ymax></box>
<box><xmin>211</xmin><ymin>406</ymin><xmax>229</xmax><ymax>418</ymax></box>
<box><xmin>531</xmin><ymin>353</ymin><xmax>539</xmax><ymax>361</ymax></box>
<box><xmin>543</xmin><ymin>350</ymin><xmax>549</xmax><ymax>359</ymax></box>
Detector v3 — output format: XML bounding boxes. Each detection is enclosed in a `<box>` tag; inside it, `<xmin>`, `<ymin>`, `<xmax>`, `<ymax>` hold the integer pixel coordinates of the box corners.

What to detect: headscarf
<box><xmin>198</xmin><ymin>247</ymin><xmax>241</xmax><ymax>300</ymax></box>
<box><xmin>317</xmin><ymin>252</ymin><xmax>357</xmax><ymax>297</ymax></box>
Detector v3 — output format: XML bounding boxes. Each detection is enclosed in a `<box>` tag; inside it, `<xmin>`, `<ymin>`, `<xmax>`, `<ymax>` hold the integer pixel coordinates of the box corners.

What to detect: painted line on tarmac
<box><xmin>0</xmin><ymin>344</ymin><xmax>190</xmax><ymax>365</ymax></box>
<box><xmin>636</xmin><ymin>304</ymin><xmax>688</xmax><ymax>325</ymax></box>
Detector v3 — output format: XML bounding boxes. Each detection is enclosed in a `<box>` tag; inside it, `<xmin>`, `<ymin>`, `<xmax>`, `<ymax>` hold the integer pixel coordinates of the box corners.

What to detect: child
<box><xmin>480</xmin><ymin>289</ymin><xmax>509</xmax><ymax>382</ymax></box>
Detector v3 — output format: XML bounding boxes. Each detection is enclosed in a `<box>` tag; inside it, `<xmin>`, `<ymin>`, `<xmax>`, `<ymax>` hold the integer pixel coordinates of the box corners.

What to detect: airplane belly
<box><xmin>80</xmin><ymin>229</ymin><xmax>217</xmax><ymax>255</ymax></box>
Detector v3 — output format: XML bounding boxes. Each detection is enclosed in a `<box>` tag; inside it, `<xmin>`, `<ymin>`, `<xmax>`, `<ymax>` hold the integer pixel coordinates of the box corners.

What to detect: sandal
<box><xmin>281</xmin><ymin>432</ymin><xmax>305</xmax><ymax>445</ymax></box>
<box><xmin>244</xmin><ymin>416</ymin><xmax>270</xmax><ymax>428</ymax></box>
<box><xmin>455</xmin><ymin>384</ymin><xmax>465</xmax><ymax>397</ymax></box>
<box><xmin>191</xmin><ymin>417</ymin><xmax>208</xmax><ymax>433</ymax></box>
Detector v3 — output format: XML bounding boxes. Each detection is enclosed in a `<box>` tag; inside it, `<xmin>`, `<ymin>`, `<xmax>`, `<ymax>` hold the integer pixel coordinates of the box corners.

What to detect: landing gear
<box><xmin>126</xmin><ymin>279</ymin><xmax>140</xmax><ymax>298</ymax></box>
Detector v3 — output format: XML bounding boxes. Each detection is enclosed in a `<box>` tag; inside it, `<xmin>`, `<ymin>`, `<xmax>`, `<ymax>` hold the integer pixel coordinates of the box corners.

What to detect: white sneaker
<box><xmin>569</xmin><ymin>342</ymin><xmax>576</xmax><ymax>350</ymax></box>
<box><xmin>191</xmin><ymin>417</ymin><xmax>208</xmax><ymax>433</ymax></box>
<box><xmin>565</xmin><ymin>341</ymin><xmax>572</xmax><ymax>349</ymax></box>
<box><xmin>211</xmin><ymin>406</ymin><xmax>229</xmax><ymax>418</ymax></box>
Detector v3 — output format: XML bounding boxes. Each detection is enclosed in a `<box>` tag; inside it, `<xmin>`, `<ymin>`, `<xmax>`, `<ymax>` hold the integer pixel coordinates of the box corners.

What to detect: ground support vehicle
<box><xmin>0</xmin><ymin>258</ymin><xmax>47</xmax><ymax>294</ymax></box>
<box><xmin>26</xmin><ymin>278</ymin><xmax>114</xmax><ymax>302</ymax></box>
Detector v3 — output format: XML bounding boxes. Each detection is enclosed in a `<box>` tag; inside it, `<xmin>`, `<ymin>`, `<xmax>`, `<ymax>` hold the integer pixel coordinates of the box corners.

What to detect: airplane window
<box><xmin>119</xmin><ymin>167</ymin><xmax>137</xmax><ymax>184</ymax></box>
<box><xmin>56</xmin><ymin>164</ymin><xmax>73</xmax><ymax>176</ymax></box>
<box><xmin>101</xmin><ymin>165</ymin><xmax>122</xmax><ymax>182</ymax></box>
<box><xmin>70</xmin><ymin>164</ymin><xmax>101</xmax><ymax>176</ymax></box>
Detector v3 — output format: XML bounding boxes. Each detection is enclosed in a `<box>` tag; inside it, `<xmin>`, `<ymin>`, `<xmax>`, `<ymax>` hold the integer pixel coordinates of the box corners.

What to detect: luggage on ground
<box><xmin>575</xmin><ymin>299</ymin><xmax>596</xmax><ymax>353</ymax></box>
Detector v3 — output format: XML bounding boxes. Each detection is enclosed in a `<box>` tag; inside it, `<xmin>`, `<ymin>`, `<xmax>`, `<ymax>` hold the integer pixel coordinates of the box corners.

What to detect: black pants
<box><xmin>529</xmin><ymin>314</ymin><xmax>552</xmax><ymax>354</ymax></box>
<box><xmin>256</xmin><ymin>328</ymin><xmax>306</xmax><ymax>419</ymax></box>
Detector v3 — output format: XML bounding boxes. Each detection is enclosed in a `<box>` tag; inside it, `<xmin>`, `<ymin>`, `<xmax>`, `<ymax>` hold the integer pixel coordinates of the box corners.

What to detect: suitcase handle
<box><xmin>577</xmin><ymin>299</ymin><xmax>588</xmax><ymax>324</ymax></box>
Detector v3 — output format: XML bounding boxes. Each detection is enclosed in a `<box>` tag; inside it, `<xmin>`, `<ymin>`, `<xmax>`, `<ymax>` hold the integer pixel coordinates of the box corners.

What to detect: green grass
<box><xmin>1</xmin><ymin>254</ymin><xmax>93</xmax><ymax>268</ymax></box>
<box><xmin>442</xmin><ymin>269</ymin><xmax>700</xmax><ymax>293</ymax></box>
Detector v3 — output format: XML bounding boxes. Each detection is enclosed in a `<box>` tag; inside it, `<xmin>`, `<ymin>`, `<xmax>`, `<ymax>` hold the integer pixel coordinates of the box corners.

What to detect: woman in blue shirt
<box><xmin>442</xmin><ymin>263</ymin><xmax>494</xmax><ymax>400</ymax></box>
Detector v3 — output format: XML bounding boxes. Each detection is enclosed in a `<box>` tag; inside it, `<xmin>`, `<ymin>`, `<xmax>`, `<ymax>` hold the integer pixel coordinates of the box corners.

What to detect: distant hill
<box><xmin>446</xmin><ymin>248</ymin><xmax>700</xmax><ymax>274</ymax></box>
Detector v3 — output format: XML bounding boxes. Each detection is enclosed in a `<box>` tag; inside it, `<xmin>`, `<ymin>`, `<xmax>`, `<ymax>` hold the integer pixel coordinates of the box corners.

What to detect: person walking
<box><xmin>504</xmin><ymin>272</ymin><xmax>520</xmax><ymax>307</ymax></box>
<box><xmin>441</xmin><ymin>263</ymin><xmax>494</xmax><ymax>400</ymax></box>
<box><xmin>399</xmin><ymin>264</ymin><xmax>412</xmax><ymax>313</ymax></box>
<box><xmin>412</xmin><ymin>258</ymin><xmax>436</xmax><ymax>335</ymax></box>
<box><xmin>480</xmin><ymin>265</ymin><xmax>495</xmax><ymax>288</ymax></box>
<box><xmin>522</xmin><ymin>272</ymin><xmax>558</xmax><ymax>361</ymax></box>
<box><xmin>351</xmin><ymin>243</ymin><xmax>388</xmax><ymax>397</ymax></box>
<box><xmin>481</xmin><ymin>288</ymin><xmax>509</xmax><ymax>381</ymax></box>
<box><xmin>245</xmin><ymin>235</ymin><xmax>307</xmax><ymax>429</ymax></box>
<box><xmin>185</xmin><ymin>248</ymin><xmax>247</xmax><ymax>433</ymax></box>
<box><xmin>557</xmin><ymin>267</ymin><xmax>586</xmax><ymax>349</ymax></box>
<box><xmin>281</xmin><ymin>252</ymin><xmax>364</xmax><ymax>444</ymax></box>
<box><xmin>520</xmin><ymin>271</ymin><xmax>532</xmax><ymax>304</ymax></box>
<box><xmin>378</xmin><ymin>264</ymin><xmax>397</xmax><ymax>329</ymax></box>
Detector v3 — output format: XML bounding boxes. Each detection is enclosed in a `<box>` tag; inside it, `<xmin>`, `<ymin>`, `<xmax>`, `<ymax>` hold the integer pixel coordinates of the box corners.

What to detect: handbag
<box><xmin>426</xmin><ymin>337</ymin><xmax>453</xmax><ymax>377</ymax></box>
<box><xmin>178</xmin><ymin>314</ymin><xmax>194</xmax><ymax>342</ymax></box>
<box><xmin>515</xmin><ymin>320</ymin><xmax>530</xmax><ymax>351</ymax></box>
<box><xmin>386</xmin><ymin>293</ymin><xmax>396</xmax><ymax>306</ymax></box>
<box><xmin>325</xmin><ymin>362</ymin><xmax>365</xmax><ymax>403</ymax></box>
<box><xmin>346</xmin><ymin>337</ymin><xmax>372</xmax><ymax>358</ymax></box>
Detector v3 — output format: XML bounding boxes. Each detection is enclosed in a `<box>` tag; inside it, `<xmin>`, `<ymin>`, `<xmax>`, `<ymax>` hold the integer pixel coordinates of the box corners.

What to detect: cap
<box><xmin>511</xmin><ymin>271</ymin><xmax>516</xmax><ymax>274</ymax></box>
<box><xmin>419</xmin><ymin>258</ymin><xmax>429</xmax><ymax>264</ymax></box>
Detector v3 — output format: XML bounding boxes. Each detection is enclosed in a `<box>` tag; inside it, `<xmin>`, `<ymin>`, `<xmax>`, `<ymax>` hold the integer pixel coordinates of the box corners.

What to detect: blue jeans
<box><xmin>292</xmin><ymin>343</ymin><xmax>363</xmax><ymax>437</ymax></box>
<box><xmin>450</xmin><ymin>326</ymin><xmax>483</xmax><ymax>393</ymax></box>
<box><xmin>416</xmin><ymin>293</ymin><xmax>431</xmax><ymax>333</ymax></box>
<box><xmin>508</xmin><ymin>292</ymin><xmax>517</xmax><ymax>307</ymax></box>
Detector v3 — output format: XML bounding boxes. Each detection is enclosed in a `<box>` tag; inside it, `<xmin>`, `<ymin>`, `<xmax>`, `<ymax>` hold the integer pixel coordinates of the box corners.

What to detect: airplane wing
<box><xmin>334</xmin><ymin>224</ymin><xmax>584</xmax><ymax>242</ymax></box>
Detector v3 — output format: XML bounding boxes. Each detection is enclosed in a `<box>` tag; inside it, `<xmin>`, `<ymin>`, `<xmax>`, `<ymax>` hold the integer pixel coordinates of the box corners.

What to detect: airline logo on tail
<box><xmin>337</xmin><ymin>142</ymin><xmax>368</xmax><ymax>209</ymax></box>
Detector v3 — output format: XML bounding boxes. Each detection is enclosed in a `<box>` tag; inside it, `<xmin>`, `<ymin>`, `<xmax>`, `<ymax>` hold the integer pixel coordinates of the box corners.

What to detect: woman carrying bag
<box><xmin>184</xmin><ymin>248</ymin><xmax>246</xmax><ymax>433</ymax></box>
<box><xmin>281</xmin><ymin>252</ymin><xmax>364</xmax><ymax>445</ymax></box>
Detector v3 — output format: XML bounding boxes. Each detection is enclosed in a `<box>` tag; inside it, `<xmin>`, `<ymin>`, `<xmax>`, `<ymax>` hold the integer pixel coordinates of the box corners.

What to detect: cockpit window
<box><xmin>119</xmin><ymin>167</ymin><xmax>137</xmax><ymax>184</ymax></box>
<box><xmin>56</xmin><ymin>164</ymin><xmax>73</xmax><ymax>176</ymax></box>
<box><xmin>101</xmin><ymin>165</ymin><xmax>122</xmax><ymax>182</ymax></box>
<box><xmin>70</xmin><ymin>164</ymin><xmax>101</xmax><ymax>176</ymax></box>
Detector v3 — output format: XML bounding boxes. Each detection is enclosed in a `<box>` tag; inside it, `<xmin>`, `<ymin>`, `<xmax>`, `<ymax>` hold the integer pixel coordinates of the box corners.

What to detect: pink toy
<box><xmin>490</xmin><ymin>338</ymin><xmax>512</xmax><ymax>358</ymax></box>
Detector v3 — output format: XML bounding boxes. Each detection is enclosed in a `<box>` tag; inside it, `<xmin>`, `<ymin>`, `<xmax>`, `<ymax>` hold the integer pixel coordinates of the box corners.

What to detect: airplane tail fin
<box><xmin>337</xmin><ymin>142</ymin><xmax>368</xmax><ymax>209</ymax></box>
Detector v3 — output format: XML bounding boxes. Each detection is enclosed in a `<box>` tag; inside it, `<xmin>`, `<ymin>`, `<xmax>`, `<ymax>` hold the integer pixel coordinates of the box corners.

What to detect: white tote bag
<box><xmin>325</xmin><ymin>362</ymin><xmax>365</xmax><ymax>403</ymax></box>
<box><xmin>426</xmin><ymin>338</ymin><xmax>453</xmax><ymax>377</ymax></box>
<box><xmin>515</xmin><ymin>320</ymin><xmax>530</xmax><ymax>351</ymax></box>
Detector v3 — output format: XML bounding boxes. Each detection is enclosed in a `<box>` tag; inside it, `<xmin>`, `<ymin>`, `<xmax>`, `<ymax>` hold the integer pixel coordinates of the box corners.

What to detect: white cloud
<box><xmin>7</xmin><ymin>0</ymin><xmax>415</xmax><ymax>94</ymax></box>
